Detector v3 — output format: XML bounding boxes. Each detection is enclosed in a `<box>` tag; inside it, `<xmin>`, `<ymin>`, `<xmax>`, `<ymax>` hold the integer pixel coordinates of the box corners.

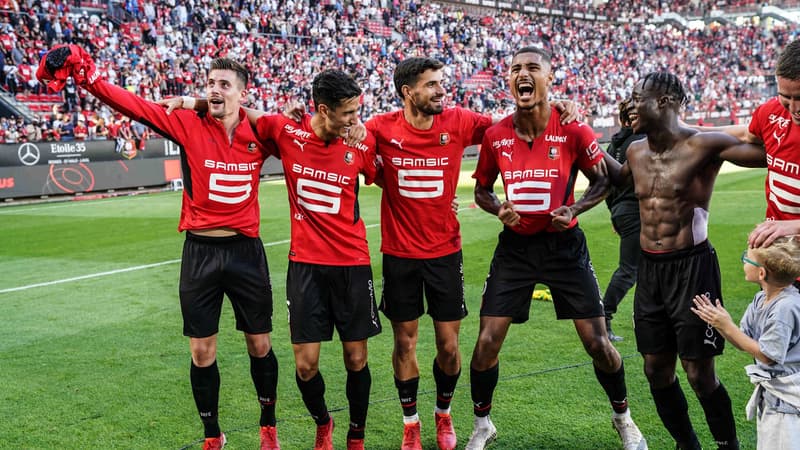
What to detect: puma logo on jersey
<box><xmin>501</xmin><ymin>150</ymin><xmax>513</xmax><ymax>162</ymax></box>
<box><xmin>293</xmin><ymin>139</ymin><xmax>307</xmax><ymax>152</ymax></box>
<box><xmin>390</xmin><ymin>138</ymin><xmax>404</xmax><ymax>150</ymax></box>
<box><xmin>773</xmin><ymin>130</ymin><xmax>786</xmax><ymax>146</ymax></box>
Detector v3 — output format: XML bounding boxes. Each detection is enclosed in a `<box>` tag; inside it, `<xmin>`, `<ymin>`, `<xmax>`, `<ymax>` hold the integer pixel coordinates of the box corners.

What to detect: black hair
<box><xmin>776</xmin><ymin>39</ymin><xmax>800</xmax><ymax>80</ymax></box>
<box><xmin>618</xmin><ymin>98</ymin><xmax>632</xmax><ymax>126</ymax></box>
<box><xmin>393</xmin><ymin>57</ymin><xmax>444</xmax><ymax>99</ymax></box>
<box><xmin>312</xmin><ymin>69</ymin><xmax>362</xmax><ymax>110</ymax></box>
<box><xmin>641</xmin><ymin>71</ymin><xmax>689</xmax><ymax>108</ymax></box>
<box><xmin>513</xmin><ymin>46</ymin><xmax>552</xmax><ymax>64</ymax></box>
<box><xmin>210</xmin><ymin>58</ymin><xmax>249</xmax><ymax>88</ymax></box>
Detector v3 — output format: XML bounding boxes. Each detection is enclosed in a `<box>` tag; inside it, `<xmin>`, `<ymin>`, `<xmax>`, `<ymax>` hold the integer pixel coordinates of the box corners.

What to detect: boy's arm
<box><xmin>691</xmin><ymin>295</ymin><xmax>775</xmax><ymax>364</ymax></box>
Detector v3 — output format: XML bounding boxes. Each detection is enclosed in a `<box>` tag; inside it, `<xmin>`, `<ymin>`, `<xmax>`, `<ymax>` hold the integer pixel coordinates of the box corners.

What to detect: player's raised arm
<box><xmin>38</xmin><ymin>45</ymin><xmax>191</xmax><ymax>142</ymax></box>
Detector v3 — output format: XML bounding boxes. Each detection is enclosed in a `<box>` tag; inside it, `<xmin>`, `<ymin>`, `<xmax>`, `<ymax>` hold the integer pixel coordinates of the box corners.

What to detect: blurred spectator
<box><xmin>2</xmin><ymin>0</ymin><xmax>799</xmax><ymax>142</ymax></box>
<box><xmin>73</xmin><ymin>118</ymin><xmax>88</xmax><ymax>140</ymax></box>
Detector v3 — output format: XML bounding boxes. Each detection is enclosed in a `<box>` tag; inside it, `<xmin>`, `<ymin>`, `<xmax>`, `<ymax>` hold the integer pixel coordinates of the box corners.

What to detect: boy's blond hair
<box><xmin>752</xmin><ymin>236</ymin><xmax>800</xmax><ymax>285</ymax></box>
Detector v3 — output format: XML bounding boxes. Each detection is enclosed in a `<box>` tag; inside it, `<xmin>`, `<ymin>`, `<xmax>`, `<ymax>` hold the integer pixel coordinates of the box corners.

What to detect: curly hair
<box><xmin>751</xmin><ymin>235</ymin><xmax>800</xmax><ymax>285</ymax></box>
<box><xmin>641</xmin><ymin>72</ymin><xmax>689</xmax><ymax>108</ymax></box>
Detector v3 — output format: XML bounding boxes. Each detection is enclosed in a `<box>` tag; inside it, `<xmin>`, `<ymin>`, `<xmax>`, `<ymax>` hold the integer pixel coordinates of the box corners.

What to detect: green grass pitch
<box><xmin>0</xmin><ymin>162</ymin><xmax>767</xmax><ymax>449</ymax></box>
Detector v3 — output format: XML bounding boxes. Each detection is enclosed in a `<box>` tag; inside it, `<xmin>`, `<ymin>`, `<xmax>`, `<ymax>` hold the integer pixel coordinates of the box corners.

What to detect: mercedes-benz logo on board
<box><xmin>18</xmin><ymin>142</ymin><xmax>40</xmax><ymax>166</ymax></box>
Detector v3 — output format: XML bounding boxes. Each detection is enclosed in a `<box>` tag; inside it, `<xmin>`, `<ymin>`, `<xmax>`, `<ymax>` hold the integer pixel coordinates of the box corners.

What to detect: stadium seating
<box><xmin>1</xmin><ymin>0</ymin><xmax>798</xmax><ymax>142</ymax></box>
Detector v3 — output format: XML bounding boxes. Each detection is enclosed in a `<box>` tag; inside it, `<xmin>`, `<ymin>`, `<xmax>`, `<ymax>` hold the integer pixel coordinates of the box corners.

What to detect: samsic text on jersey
<box><xmin>473</xmin><ymin>108</ymin><xmax>603</xmax><ymax>235</ymax></box>
<box><xmin>256</xmin><ymin>114</ymin><xmax>378</xmax><ymax>265</ymax></box>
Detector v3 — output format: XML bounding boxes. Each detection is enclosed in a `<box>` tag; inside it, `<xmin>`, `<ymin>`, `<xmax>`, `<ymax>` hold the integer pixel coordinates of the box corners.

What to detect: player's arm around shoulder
<box><xmin>574</xmin><ymin>121</ymin><xmax>612</xmax><ymax>204</ymax></box>
<box><xmin>355</xmin><ymin>131</ymin><xmax>379</xmax><ymax>186</ymax></box>
<box><xmin>253</xmin><ymin>112</ymin><xmax>293</xmax><ymax>146</ymax></box>
<box><xmin>690</xmin><ymin>129</ymin><xmax>766</xmax><ymax>168</ymax></box>
<box><xmin>603</xmin><ymin>149</ymin><xmax>629</xmax><ymax>188</ymax></box>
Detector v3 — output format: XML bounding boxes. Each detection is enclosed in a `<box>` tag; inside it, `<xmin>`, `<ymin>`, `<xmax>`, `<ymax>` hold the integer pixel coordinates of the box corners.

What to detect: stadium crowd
<box><xmin>0</xmin><ymin>0</ymin><xmax>798</xmax><ymax>142</ymax></box>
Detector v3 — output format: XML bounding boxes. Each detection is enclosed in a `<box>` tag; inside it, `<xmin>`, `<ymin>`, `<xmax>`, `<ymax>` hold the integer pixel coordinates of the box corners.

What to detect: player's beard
<box><xmin>413</xmin><ymin>94</ymin><xmax>444</xmax><ymax>116</ymax></box>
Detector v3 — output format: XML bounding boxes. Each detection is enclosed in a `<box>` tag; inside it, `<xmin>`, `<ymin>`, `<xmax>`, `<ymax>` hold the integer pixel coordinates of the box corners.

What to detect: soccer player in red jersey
<box><xmin>252</xmin><ymin>70</ymin><xmax>382</xmax><ymax>450</ymax></box>
<box><xmin>365</xmin><ymin>57</ymin><xmax>579</xmax><ymax>450</ymax></box>
<box><xmin>745</xmin><ymin>40</ymin><xmax>800</xmax><ymax>290</ymax></box>
<box><xmin>38</xmin><ymin>47</ymin><xmax>280</xmax><ymax>450</ymax></box>
<box><xmin>695</xmin><ymin>40</ymin><xmax>800</xmax><ymax>291</ymax></box>
<box><xmin>714</xmin><ymin>40</ymin><xmax>800</xmax><ymax>250</ymax></box>
<box><xmin>365</xmin><ymin>57</ymin><xmax>492</xmax><ymax>450</ymax></box>
<box><xmin>164</xmin><ymin>69</ymin><xmax>381</xmax><ymax>450</ymax></box>
<box><xmin>466</xmin><ymin>46</ymin><xmax>647</xmax><ymax>450</ymax></box>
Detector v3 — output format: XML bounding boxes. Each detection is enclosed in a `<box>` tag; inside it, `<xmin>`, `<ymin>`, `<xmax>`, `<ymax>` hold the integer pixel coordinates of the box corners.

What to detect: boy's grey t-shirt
<box><xmin>740</xmin><ymin>286</ymin><xmax>800</xmax><ymax>376</ymax></box>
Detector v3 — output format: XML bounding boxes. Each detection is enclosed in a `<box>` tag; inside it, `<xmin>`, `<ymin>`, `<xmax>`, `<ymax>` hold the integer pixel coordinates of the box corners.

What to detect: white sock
<box><xmin>474</xmin><ymin>415</ymin><xmax>491</xmax><ymax>428</ymax></box>
<box><xmin>434</xmin><ymin>406</ymin><xmax>451</xmax><ymax>415</ymax></box>
<box><xmin>612</xmin><ymin>409</ymin><xmax>631</xmax><ymax>420</ymax></box>
<box><xmin>403</xmin><ymin>413</ymin><xmax>420</xmax><ymax>424</ymax></box>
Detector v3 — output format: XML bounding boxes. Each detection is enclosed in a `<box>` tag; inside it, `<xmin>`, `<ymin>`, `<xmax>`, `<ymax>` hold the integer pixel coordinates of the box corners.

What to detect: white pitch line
<box><xmin>0</xmin><ymin>260</ymin><xmax>179</xmax><ymax>294</ymax></box>
<box><xmin>0</xmin><ymin>218</ymin><xmax>432</xmax><ymax>294</ymax></box>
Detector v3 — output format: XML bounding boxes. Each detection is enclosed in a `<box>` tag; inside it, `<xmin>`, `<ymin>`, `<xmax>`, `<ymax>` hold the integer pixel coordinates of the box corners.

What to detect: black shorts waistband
<box><xmin>185</xmin><ymin>231</ymin><xmax>251</xmax><ymax>244</ymax></box>
<box><xmin>500</xmin><ymin>225</ymin><xmax>580</xmax><ymax>243</ymax></box>
<box><xmin>641</xmin><ymin>240</ymin><xmax>712</xmax><ymax>262</ymax></box>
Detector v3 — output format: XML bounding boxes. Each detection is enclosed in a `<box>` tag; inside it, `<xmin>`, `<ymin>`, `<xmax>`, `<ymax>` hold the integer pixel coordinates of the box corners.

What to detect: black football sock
<box><xmin>470</xmin><ymin>363</ymin><xmax>499</xmax><ymax>418</ymax></box>
<box><xmin>190</xmin><ymin>360</ymin><xmax>222</xmax><ymax>438</ymax></box>
<box><xmin>395</xmin><ymin>376</ymin><xmax>419</xmax><ymax>418</ymax></box>
<box><xmin>651</xmin><ymin>378</ymin><xmax>700</xmax><ymax>449</ymax></box>
<box><xmin>250</xmin><ymin>349</ymin><xmax>278</xmax><ymax>427</ymax></box>
<box><xmin>594</xmin><ymin>362</ymin><xmax>629</xmax><ymax>414</ymax></box>
<box><xmin>296</xmin><ymin>371</ymin><xmax>330</xmax><ymax>425</ymax></box>
<box><xmin>698</xmin><ymin>383</ymin><xmax>739</xmax><ymax>450</ymax></box>
<box><xmin>346</xmin><ymin>364</ymin><xmax>371</xmax><ymax>440</ymax></box>
<box><xmin>433</xmin><ymin>359</ymin><xmax>460</xmax><ymax>411</ymax></box>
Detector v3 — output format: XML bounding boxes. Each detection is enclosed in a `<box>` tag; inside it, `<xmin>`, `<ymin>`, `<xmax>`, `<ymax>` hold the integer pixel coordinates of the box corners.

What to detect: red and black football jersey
<box><xmin>256</xmin><ymin>114</ymin><xmax>377</xmax><ymax>265</ymax></box>
<box><xmin>473</xmin><ymin>108</ymin><xmax>603</xmax><ymax>235</ymax></box>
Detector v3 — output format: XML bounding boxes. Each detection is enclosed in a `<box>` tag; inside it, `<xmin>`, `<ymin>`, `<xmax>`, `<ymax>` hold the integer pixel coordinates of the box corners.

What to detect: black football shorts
<box><xmin>480</xmin><ymin>226</ymin><xmax>604</xmax><ymax>323</ymax></box>
<box><xmin>286</xmin><ymin>261</ymin><xmax>382</xmax><ymax>344</ymax></box>
<box><xmin>179</xmin><ymin>232</ymin><xmax>273</xmax><ymax>338</ymax></box>
<box><xmin>634</xmin><ymin>240</ymin><xmax>725</xmax><ymax>359</ymax></box>
<box><xmin>380</xmin><ymin>250</ymin><xmax>468</xmax><ymax>322</ymax></box>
